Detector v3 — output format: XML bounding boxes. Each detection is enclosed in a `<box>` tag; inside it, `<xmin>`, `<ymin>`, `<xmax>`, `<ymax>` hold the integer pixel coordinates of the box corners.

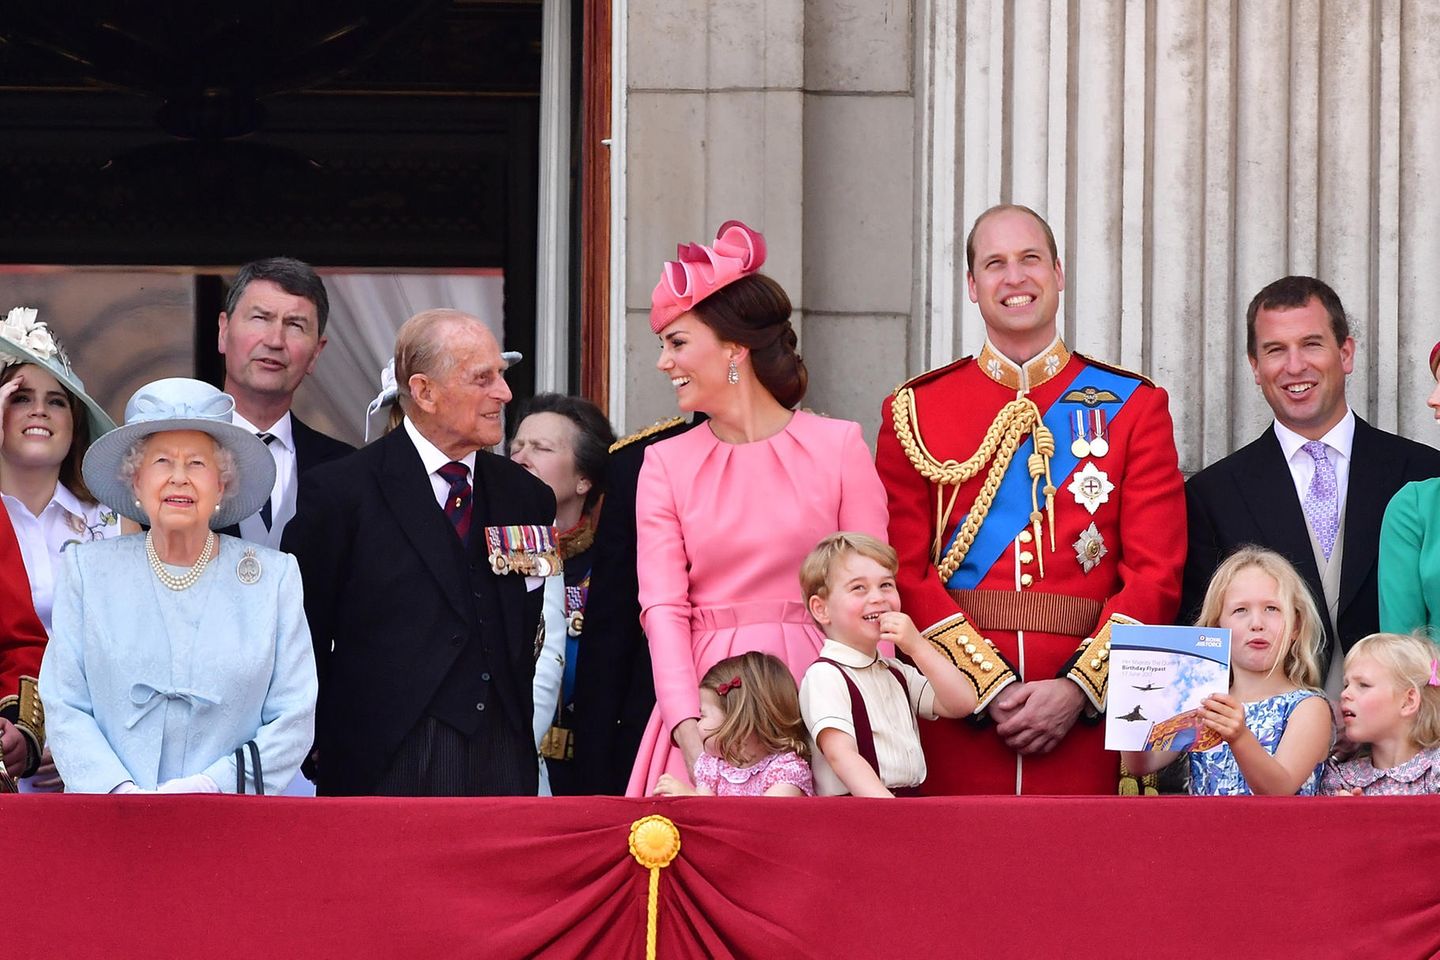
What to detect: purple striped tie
<box><xmin>437</xmin><ymin>461</ymin><xmax>473</xmax><ymax>543</ymax></box>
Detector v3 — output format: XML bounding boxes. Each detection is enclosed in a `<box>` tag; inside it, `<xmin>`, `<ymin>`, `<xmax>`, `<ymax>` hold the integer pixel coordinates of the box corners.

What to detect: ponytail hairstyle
<box><xmin>1346</xmin><ymin>633</ymin><xmax>1440</xmax><ymax>750</ymax></box>
<box><xmin>700</xmin><ymin>651</ymin><xmax>810</xmax><ymax>765</ymax></box>
<box><xmin>691</xmin><ymin>274</ymin><xmax>808</xmax><ymax>409</ymax></box>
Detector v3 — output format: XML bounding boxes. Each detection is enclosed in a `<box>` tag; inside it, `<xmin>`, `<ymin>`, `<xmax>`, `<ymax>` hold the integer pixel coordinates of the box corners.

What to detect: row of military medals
<box><xmin>540</xmin><ymin>579</ymin><xmax>588</xmax><ymax>762</ymax></box>
<box><xmin>1068</xmin><ymin>409</ymin><xmax>1111</xmax><ymax>573</ymax></box>
<box><xmin>1069</xmin><ymin>409</ymin><xmax>1110</xmax><ymax>459</ymax></box>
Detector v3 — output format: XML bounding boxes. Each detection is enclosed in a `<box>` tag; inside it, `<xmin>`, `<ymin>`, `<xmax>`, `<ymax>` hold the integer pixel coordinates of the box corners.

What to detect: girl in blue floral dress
<box><xmin>1125</xmin><ymin>547</ymin><xmax>1333</xmax><ymax>795</ymax></box>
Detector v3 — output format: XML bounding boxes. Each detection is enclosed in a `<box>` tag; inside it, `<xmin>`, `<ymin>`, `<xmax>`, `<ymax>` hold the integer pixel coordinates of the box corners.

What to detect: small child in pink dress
<box><xmin>1323</xmin><ymin>633</ymin><xmax>1440</xmax><ymax>796</ymax></box>
<box><xmin>654</xmin><ymin>652</ymin><xmax>814</xmax><ymax>797</ymax></box>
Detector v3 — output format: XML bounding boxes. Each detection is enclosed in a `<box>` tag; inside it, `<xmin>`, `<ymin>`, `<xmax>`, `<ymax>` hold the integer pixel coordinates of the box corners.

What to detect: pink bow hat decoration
<box><xmin>650</xmin><ymin>219</ymin><xmax>767</xmax><ymax>332</ymax></box>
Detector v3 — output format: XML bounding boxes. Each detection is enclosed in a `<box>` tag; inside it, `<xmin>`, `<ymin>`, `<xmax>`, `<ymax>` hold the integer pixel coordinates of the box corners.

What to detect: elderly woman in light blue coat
<box><xmin>39</xmin><ymin>378</ymin><xmax>317</xmax><ymax>794</ymax></box>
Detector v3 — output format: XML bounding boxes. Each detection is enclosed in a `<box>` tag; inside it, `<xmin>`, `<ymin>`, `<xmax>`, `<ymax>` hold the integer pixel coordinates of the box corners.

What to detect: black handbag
<box><xmin>233</xmin><ymin>740</ymin><xmax>264</xmax><ymax>795</ymax></box>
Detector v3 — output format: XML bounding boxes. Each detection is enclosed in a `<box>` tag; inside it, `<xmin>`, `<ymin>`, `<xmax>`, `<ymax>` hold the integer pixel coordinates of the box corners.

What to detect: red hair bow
<box><xmin>649</xmin><ymin>220</ymin><xmax>767</xmax><ymax>332</ymax></box>
<box><xmin>716</xmin><ymin>676</ymin><xmax>742</xmax><ymax>696</ymax></box>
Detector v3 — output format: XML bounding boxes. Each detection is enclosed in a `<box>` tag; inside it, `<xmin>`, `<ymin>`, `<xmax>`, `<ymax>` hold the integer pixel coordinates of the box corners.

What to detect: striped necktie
<box><xmin>436</xmin><ymin>461</ymin><xmax>473</xmax><ymax>542</ymax></box>
<box><xmin>256</xmin><ymin>432</ymin><xmax>277</xmax><ymax>530</ymax></box>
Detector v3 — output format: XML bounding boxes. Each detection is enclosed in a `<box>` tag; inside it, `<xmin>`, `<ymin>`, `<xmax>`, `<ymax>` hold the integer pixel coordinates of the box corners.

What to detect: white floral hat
<box><xmin>0</xmin><ymin>307</ymin><xmax>117</xmax><ymax>442</ymax></box>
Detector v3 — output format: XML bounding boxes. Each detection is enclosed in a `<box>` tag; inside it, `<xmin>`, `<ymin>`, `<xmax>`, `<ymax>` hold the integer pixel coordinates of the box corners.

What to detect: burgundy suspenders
<box><xmin>816</xmin><ymin>657</ymin><xmax>909</xmax><ymax>781</ymax></box>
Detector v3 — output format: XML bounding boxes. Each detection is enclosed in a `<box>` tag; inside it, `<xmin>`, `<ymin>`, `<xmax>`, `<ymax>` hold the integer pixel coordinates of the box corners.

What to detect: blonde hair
<box><xmin>1346</xmin><ymin>633</ymin><xmax>1440</xmax><ymax>749</ymax></box>
<box><xmin>700</xmin><ymin>652</ymin><xmax>810</xmax><ymax>765</ymax></box>
<box><xmin>1195</xmin><ymin>546</ymin><xmax>1324</xmax><ymax>690</ymax></box>
<box><xmin>799</xmin><ymin>532</ymin><xmax>898</xmax><ymax>604</ymax></box>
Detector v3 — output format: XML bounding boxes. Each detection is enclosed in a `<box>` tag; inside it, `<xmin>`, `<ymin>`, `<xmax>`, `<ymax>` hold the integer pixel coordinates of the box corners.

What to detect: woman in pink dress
<box><xmin>627</xmin><ymin>220</ymin><xmax>889</xmax><ymax>795</ymax></box>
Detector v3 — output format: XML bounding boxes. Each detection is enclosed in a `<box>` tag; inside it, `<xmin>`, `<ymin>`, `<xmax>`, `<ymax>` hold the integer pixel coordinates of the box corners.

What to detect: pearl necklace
<box><xmin>146</xmin><ymin>530</ymin><xmax>217</xmax><ymax>591</ymax></box>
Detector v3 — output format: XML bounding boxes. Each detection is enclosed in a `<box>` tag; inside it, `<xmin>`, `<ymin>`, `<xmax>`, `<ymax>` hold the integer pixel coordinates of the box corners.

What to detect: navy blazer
<box><xmin>570</xmin><ymin>416</ymin><xmax>699</xmax><ymax>795</ymax></box>
<box><xmin>281</xmin><ymin>426</ymin><xmax>555</xmax><ymax>795</ymax></box>
<box><xmin>1183</xmin><ymin>417</ymin><xmax>1440</xmax><ymax>669</ymax></box>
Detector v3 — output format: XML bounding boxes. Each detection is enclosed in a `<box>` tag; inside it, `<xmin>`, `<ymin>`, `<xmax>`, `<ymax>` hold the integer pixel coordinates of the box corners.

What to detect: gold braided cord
<box><xmin>629</xmin><ymin>815</ymin><xmax>681</xmax><ymax>960</ymax></box>
<box><xmin>891</xmin><ymin>387</ymin><xmax>1056</xmax><ymax>582</ymax></box>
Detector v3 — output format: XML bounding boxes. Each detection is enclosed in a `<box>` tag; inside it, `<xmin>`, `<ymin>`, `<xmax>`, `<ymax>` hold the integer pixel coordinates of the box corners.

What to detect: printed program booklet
<box><xmin>1104</xmin><ymin>624</ymin><xmax>1231</xmax><ymax>752</ymax></box>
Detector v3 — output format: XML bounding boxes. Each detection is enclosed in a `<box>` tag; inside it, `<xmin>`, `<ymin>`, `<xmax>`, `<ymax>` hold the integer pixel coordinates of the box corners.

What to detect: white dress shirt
<box><xmin>2</xmin><ymin>483</ymin><xmax>121</xmax><ymax>634</ymax></box>
<box><xmin>232</xmin><ymin>410</ymin><xmax>298</xmax><ymax>548</ymax></box>
<box><xmin>1272</xmin><ymin>408</ymin><xmax>1355</xmax><ymax>510</ymax></box>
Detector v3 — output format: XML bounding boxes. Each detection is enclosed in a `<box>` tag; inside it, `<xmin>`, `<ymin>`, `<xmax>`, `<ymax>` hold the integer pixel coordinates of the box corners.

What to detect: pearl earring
<box><xmin>134</xmin><ymin>499</ymin><xmax>141</xmax><ymax>509</ymax></box>
<box><xmin>727</xmin><ymin>359</ymin><xmax>739</xmax><ymax>385</ymax></box>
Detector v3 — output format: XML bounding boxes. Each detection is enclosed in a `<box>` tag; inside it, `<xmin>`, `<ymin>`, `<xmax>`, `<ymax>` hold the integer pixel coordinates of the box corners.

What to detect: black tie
<box><xmin>257</xmin><ymin>432</ymin><xmax>277</xmax><ymax>530</ymax></box>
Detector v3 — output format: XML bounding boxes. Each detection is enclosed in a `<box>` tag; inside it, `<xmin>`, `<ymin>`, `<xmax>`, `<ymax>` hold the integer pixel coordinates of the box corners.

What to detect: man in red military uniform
<box><xmin>875</xmin><ymin>204</ymin><xmax>1184</xmax><ymax>794</ymax></box>
<box><xmin>0</xmin><ymin>508</ymin><xmax>47</xmax><ymax>786</ymax></box>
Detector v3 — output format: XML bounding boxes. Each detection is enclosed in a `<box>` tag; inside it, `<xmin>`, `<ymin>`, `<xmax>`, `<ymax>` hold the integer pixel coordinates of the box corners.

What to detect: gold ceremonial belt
<box><xmin>948</xmin><ymin>589</ymin><xmax>1102</xmax><ymax>638</ymax></box>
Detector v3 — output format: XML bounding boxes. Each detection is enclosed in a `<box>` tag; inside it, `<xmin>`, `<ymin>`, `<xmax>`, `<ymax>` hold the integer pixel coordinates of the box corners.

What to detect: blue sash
<box><xmin>942</xmin><ymin>365</ymin><xmax>1141</xmax><ymax>590</ymax></box>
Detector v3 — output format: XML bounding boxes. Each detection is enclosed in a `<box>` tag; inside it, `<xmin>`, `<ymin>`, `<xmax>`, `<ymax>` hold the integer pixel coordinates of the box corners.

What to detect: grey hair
<box><xmin>393</xmin><ymin>308</ymin><xmax>476</xmax><ymax>414</ymax></box>
<box><xmin>119</xmin><ymin>433</ymin><xmax>239</xmax><ymax>515</ymax></box>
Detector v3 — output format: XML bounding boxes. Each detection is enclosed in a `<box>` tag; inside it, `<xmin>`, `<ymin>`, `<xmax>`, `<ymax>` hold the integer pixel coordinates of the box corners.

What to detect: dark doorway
<box><xmin>0</xmin><ymin>2</ymin><xmax>545</xmax><ymax>400</ymax></box>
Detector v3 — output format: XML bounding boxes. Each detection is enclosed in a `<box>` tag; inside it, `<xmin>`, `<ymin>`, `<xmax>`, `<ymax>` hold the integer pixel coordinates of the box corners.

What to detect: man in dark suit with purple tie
<box><xmin>284</xmin><ymin>309</ymin><xmax>555</xmax><ymax>795</ymax></box>
<box><xmin>1183</xmin><ymin>276</ymin><xmax>1440</xmax><ymax>693</ymax></box>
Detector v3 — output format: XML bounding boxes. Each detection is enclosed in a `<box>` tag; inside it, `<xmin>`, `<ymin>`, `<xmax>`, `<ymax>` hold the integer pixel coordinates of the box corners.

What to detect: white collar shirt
<box><xmin>2</xmin><ymin>482</ymin><xmax>122</xmax><ymax>633</ymax></box>
<box><xmin>1272</xmin><ymin>408</ymin><xmax>1356</xmax><ymax>512</ymax></box>
<box><xmin>232</xmin><ymin>410</ymin><xmax>297</xmax><ymax>548</ymax></box>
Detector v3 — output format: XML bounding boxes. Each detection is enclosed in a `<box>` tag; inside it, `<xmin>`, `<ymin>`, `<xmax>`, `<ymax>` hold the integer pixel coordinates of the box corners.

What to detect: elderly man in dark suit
<box><xmin>217</xmin><ymin>257</ymin><xmax>353</xmax><ymax>548</ymax></box>
<box><xmin>283</xmin><ymin>309</ymin><xmax>555</xmax><ymax>796</ymax></box>
<box><xmin>1183</xmin><ymin>276</ymin><xmax>1440</xmax><ymax>694</ymax></box>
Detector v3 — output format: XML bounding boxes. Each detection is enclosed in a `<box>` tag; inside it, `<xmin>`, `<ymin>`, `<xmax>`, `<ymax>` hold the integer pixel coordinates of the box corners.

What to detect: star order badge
<box><xmin>1073</xmin><ymin>522</ymin><xmax>1107</xmax><ymax>573</ymax></box>
<box><xmin>1067</xmin><ymin>462</ymin><xmax>1114</xmax><ymax>515</ymax></box>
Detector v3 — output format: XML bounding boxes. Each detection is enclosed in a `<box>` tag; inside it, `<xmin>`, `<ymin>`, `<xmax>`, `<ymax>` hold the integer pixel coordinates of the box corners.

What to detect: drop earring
<box><xmin>727</xmin><ymin>359</ymin><xmax>739</xmax><ymax>385</ymax></box>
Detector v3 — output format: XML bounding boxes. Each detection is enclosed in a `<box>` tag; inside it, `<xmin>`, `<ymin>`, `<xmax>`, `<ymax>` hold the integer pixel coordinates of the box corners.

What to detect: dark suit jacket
<box><xmin>220</xmin><ymin>414</ymin><xmax>354</xmax><ymax>539</ymax></box>
<box><xmin>281</xmin><ymin>425</ymin><xmax>555</xmax><ymax>795</ymax></box>
<box><xmin>570</xmin><ymin>416</ymin><xmax>698</xmax><ymax>795</ymax></box>
<box><xmin>1183</xmin><ymin>417</ymin><xmax>1440</xmax><ymax>669</ymax></box>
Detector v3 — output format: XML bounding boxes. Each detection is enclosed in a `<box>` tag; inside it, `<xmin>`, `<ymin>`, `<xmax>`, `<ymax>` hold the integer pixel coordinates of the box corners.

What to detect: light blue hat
<box><xmin>0</xmin><ymin>306</ymin><xmax>117</xmax><ymax>442</ymax></box>
<box><xmin>82</xmin><ymin>377</ymin><xmax>277</xmax><ymax>529</ymax></box>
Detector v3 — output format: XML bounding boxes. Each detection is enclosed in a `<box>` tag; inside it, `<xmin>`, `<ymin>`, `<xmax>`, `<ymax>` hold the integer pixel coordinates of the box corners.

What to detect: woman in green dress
<box><xmin>1378</xmin><ymin>341</ymin><xmax>1440</xmax><ymax>634</ymax></box>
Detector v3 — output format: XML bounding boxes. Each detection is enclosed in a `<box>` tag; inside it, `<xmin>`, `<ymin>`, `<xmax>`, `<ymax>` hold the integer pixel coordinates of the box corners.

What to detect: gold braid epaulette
<box><xmin>1062</xmin><ymin>613</ymin><xmax>1138</xmax><ymax>712</ymax></box>
<box><xmin>609</xmin><ymin>416</ymin><xmax>686</xmax><ymax>454</ymax></box>
<box><xmin>922</xmin><ymin>613</ymin><xmax>1017</xmax><ymax>710</ymax></box>
<box><xmin>890</xmin><ymin>387</ymin><xmax>1058</xmax><ymax>582</ymax></box>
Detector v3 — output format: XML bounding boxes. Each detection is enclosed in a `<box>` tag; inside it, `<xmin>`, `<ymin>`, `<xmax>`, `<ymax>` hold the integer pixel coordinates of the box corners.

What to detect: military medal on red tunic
<box><xmin>1067</xmin><ymin>462</ymin><xmax>1114</xmax><ymax>515</ymax></box>
<box><xmin>1073</xmin><ymin>521</ymin><xmax>1107</xmax><ymax>573</ymax></box>
<box><xmin>1088</xmin><ymin>409</ymin><xmax>1110</xmax><ymax>458</ymax></box>
<box><xmin>1069</xmin><ymin>409</ymin><xmax>1091</xmax><ymax>459</ymax></box>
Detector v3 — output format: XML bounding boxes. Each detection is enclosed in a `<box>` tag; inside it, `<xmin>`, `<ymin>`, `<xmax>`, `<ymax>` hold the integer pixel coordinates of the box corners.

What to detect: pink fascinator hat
<box><xmin>1430</xmin><ymin>340</ymin><xmax>1440</xmax><ymax>379</ymax></box>
<box><xmin>650</xmin><ymin>219</ymin><xmax>767</xmax><ymax>332</ymax></box>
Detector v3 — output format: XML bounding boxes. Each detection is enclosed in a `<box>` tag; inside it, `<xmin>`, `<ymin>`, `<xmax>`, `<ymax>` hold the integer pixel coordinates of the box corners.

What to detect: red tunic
<box><xmin>1</xmin><ymin>508</ymin><xmax>47</xmax><ymax>773</ymax></box>
<box><xmin>875</xmin><ymin>340</ymin><xmax>1184</xmax><ymax>794</ymax></box>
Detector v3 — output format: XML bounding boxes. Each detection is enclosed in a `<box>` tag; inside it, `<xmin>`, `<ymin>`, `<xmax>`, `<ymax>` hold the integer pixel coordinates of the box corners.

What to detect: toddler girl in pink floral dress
<box><xmin>655</xmin><ymin>652</ymin><xmax>814</xmax><ymax>797</ymax></box>
<box><xmin>1323</xmin><ymin>633</ymin><xmax>1440</xmax><ymax>796</ymax></box>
